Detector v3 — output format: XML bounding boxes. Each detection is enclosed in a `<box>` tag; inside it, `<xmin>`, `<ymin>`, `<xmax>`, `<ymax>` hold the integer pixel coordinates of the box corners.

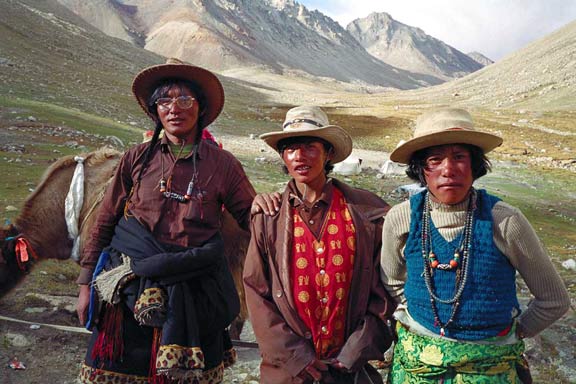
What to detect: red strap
<box><xmin>14</xmin><ymin>238</ymin><xmax>38</xmax><ymax>271</ymax></box>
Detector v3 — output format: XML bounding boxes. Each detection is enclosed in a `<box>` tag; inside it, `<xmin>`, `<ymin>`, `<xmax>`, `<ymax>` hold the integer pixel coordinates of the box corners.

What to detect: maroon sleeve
<box><xmin>77</xmin><ymin>150</ymin><xmax>135</xmax><ymax>284</ymax></box>
<box><xmin>221</xmin><ymin>155</ymin><xmax>256</xmax><ymax>233</ymax></box>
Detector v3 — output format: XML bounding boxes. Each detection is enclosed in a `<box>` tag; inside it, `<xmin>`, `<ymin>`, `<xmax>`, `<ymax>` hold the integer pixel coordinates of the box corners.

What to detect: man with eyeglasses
<box><xmin>77</xmin><ymin>58</ymin><xmax>255</xmax><ymax>384</ymax></box>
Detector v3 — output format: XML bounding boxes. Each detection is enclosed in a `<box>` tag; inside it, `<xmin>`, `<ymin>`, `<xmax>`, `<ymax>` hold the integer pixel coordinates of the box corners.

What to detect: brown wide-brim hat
<box><xmin>390</xmin><ymin>108</ymin><xmax>503</xmax><ymax>164</ymax></box>
<box><xmin>132</xmin><ymin>58</ymin><xmax>224</xmax><ymax>129</ymax></box>
<box><xmin>260</xmin><ymin>105</ymin><xmax>353</xmax><ymax>164</ymax></box>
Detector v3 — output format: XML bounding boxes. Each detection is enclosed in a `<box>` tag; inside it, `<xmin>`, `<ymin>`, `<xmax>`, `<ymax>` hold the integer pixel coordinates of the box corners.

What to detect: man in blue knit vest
<box><xmin>380</xmin><ymin>108</ymin><xmax>570</xmax><ymax>383</ymax></box>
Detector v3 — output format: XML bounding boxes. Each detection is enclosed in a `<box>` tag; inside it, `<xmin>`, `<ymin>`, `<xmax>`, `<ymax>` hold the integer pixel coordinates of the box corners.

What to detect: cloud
<box><xmin>299</xmin><ymin>0</ymin><xmax>576</xmax><ymax>60</ymax></box>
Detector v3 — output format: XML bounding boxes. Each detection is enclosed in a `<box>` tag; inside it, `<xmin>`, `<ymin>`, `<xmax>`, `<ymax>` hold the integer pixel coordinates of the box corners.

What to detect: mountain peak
<box><xmin>367</xmin><ymin>11</ymin><xmax>393</xmax><ymax>22</ymax></box>
<box><xmin>54</xmin><ymin>0</ymin><xmax>447</xmax><ymax>89</ymax></box>
<box><xmin>347</xmin><ymin>12</ymin><xmax>484</xmax><ymax>81</ymax></box>
<box><xmin>265</xmin><ymin>0</ymin><xmax>298</xmax><ymax>9</ymax></box>
<box><xmin>467</xmin><ymin>51</ymin><xmax>494</xmax><ymax>66</ymax></box>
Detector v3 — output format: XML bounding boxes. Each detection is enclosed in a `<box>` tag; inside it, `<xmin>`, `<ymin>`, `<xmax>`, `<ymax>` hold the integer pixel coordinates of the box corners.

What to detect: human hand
<box><xmin>76</xmin><ymin>284</ymin><xmax>91</xmax><ymax>326</ymax></box>
<box><xmin>515</xmin><ymin>322</ymin><xmax>526</xmax><ymax>340</ymax></box>
<box><xmin>251</xmin><ymin>192</ymin><xmax>282</xmax><ymax>215</ymax></box>
<box><xmin>297</xmin><ymin>358</ymin><xmax>329</xmax><ymax>382</ymax></box>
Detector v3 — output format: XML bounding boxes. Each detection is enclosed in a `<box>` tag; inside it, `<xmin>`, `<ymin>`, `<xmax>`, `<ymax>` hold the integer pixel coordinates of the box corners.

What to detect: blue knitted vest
<box><xmin>404</xmin><ymin>189</ymin><xmax>520</xmax><ymax>340</ymax></box>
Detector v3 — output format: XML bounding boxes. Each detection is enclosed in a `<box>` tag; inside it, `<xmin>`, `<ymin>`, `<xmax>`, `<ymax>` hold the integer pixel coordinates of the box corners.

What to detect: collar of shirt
<box><xmin>160</xmin><ymin>135</ymin><xmax>206</xmax><ymax>160</ymax></box>
<box><xmin>287</xmin><ymin>178</ymin><xmax>334</xmax><ymax>211</ymax></box>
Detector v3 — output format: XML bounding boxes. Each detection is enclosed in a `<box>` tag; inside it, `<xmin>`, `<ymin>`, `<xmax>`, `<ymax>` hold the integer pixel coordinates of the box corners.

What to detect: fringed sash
<box><xmin>89</xmin><ymin>216</ymin><xmax>239</xmax><ymax>382</ymax></box>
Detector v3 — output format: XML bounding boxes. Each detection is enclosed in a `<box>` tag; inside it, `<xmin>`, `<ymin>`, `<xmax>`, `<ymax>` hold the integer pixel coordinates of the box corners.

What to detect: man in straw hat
<box><xmin>380</xmin><ymin>107</ymin><xmax>570</xmax><ymax>383</ymax></box>
<box><xmin>77</xmin><ymin>58</ymin><xmax>255</xmax><ymax>383</ymax></box>
<box><xmin>243</xmin><ymin>106</ymin><xmax>396</xmax><ymax>383</ymax></box>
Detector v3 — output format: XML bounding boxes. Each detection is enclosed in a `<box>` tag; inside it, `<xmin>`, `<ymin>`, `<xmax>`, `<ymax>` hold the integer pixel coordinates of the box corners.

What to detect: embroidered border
<box><xmin>80</xmin><ymin>362</ymin><xmax>224</xmax><ymax>384</ymax></box>
<box><xmin>156</xmin><ymin>344</ymin><xmax>205</xmax><ymax>371</ymax></box>
<box><xmin>79</xmin><ymin>363</ymin><xmax>148</xmax><ymax>384</ymax></box>
<box><xmin>134</xmin><ymin>287</ymin><xmax>167</xmax><ymax>326</ymax></box>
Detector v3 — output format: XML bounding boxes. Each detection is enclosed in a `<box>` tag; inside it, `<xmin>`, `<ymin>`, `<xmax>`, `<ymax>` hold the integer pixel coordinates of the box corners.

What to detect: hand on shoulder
<box><xmin>251</xmin><ymin>192</ymin><xmax>282</xmax><ymax>216</ymax></box>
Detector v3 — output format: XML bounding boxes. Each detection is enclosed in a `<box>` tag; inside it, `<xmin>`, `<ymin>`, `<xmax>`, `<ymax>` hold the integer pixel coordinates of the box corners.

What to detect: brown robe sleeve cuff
<box><xmin>76</xmin><ymin>267</ymin><xmax>94</xmax><ymax>285</ymax></box>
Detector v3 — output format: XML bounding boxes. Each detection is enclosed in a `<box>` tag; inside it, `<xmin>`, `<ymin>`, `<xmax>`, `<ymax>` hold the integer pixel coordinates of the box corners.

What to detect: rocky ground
<box><xmin>0</xmin><ymin>287</ymin><xmax>574</xmax><ymax>383</ymax></box>
<box><xmin>0</xmin><ymin>289</ymin><xmax>389</xmax><ymax>384</ymax></box>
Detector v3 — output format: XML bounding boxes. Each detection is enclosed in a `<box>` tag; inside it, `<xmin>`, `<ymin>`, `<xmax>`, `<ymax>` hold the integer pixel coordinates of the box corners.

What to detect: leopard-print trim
<box><xmin>195</xmin><ymin>362</ymin><xmax>224</xmax><ymax>384</ymax></box>
<box><xmin>156</xmin><ymin>344</ymin><xmax>205</xmax><ymax>371</ymax></box>
<box><xmin>79</xmin><ymin>363</ymin><xmax>148</xmax><ymax>384</ymax></box>
<box><xmin>222</xmin><ymin>347</ymin><xmax>237</xmax><ymax>368</ymax></box>
<box><xmin>80</xmin><ymin>362</ymin><xmax>224</xmax><ymax>384</ymax></box>
<box><xmin>134</xmin><ymin>287</ymin><xmax>167</xmax><ymax>326</ymax></box>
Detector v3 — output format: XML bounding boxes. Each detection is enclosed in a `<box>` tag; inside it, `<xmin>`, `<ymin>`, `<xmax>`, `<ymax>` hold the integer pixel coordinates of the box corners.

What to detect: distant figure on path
<box><xmin>244</xmin><ymin>106</ymin><xmax>396</xmax><ymax>383</ymax></box>
<box><xmin>380</xmin><ymin>107</ymin><xmax>570</xmax><ymax>383</ymax></box>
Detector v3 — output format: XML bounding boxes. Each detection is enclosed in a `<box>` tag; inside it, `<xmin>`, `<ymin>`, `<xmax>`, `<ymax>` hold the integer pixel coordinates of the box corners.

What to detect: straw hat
<box><xmin>390</xmin><ymin>108</ymin><xmax>503</xmax><ymax>164</ymax></box>
<box><xmin>132</xmin><ymin>58</ymin><xmax>224</xmax><ymax>128</ymax></box>
<box><xmin>260</xmin><ymin>106</ymin><xmax>353</xmax><ymax>164</ymax></box>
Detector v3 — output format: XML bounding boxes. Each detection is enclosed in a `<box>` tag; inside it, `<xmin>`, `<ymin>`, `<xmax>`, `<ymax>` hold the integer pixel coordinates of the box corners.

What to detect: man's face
<box><xmin>423</xmin><ymin>144</ymin><xmax>474</xmax><ymax>205</ymax></box>
<box><xmin>281</xmin><ymin>139</ymin><xmax>331</xmax><ymax>185</ymax></box>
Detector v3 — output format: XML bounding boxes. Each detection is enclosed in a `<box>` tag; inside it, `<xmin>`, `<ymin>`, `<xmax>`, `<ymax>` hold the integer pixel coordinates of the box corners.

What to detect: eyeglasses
<box><xmin>155</xmin><ymin>96</ymin><xmax>196</xmax><ymax>110</ymax></box>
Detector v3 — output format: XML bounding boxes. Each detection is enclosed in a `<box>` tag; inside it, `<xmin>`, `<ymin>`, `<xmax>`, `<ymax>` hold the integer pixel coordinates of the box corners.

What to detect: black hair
<box><xmin>406</xmin><ymin>144</ymin><xmax>492</xmax><ymax>186</ymax></box>
<box><xmin>137</xmin><ymin>79</ymin><xmax>205</xmax><ymax>182</ymax></box>
<box><xmin>277</xmin><ymin>136</ymin><xmax>334</xmax><ymax>175</ymax></box>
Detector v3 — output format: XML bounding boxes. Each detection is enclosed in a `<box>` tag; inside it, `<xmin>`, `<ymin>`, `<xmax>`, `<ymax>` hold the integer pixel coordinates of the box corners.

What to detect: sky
<box><xmin>298</xmin><ymin>0</ymin><xmax>576</xmax><ymax>61</ymax></box>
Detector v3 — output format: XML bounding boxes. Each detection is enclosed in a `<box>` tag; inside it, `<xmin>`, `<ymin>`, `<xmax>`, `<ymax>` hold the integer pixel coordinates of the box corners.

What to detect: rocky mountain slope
<box><xmin>399</xmin><ymin>20</ymin><xmax>576</xmax><ymax>111</ymax></box>
<box><xmin>55</xmin><ymin>0</ymin><xmax>438</xmax><ymax>89</ymax></box>
<box><xmin>467</xmin><ymin>51</ymin><xmax>494</xmax><ymax>67</ymax></box>
<box><xmin>0</xmin><ymin>0</ymin><xmax>275</xmax><ymax>132</ymax></box>
<box><xmin>0</xmin><ymin>0</ymin><xmax>163</xmax><ymax>124</ymax></box>
<box><xmin>55</xmin><ymin>0</ymin><xmax>143</xmax><ymax>44</ymax></box>
<box><xmin>347</xmin><ymin>12</ymin><xmax>484</xmax><ymax>82</ymax></box>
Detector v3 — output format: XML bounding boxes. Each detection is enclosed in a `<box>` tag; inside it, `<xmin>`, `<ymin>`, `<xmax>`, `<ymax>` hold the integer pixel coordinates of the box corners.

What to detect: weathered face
<box><xmin>156</xmin><ymin>86</ymin><xmax>200</xmax><ymax>144</ymax></box>
<box><xmin>281</xmin><ymin>140</ymin><xmax>331</xmax><ymax>186</ymax></box>
<box><xmin>423</xmin><ymin>144</ymin><xmax>474</xmax><ymax>205</ymax></box>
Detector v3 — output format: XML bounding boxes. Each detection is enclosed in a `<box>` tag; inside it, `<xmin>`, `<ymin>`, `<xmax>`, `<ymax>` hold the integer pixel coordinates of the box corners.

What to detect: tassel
<box><xmin>91</xmin><ymin>304</ymin><xmax>124</xmax><ymax>366</ymax></box>
<box><xmin>149</xmin><ymin>328</ymin><xmax>170</xmax><ymax>384</ymax></box>
<box><xmin>184</xmin><ymin>181</ymin><xmax>193</xmax><ymax>200</ymax></box>
<box><xmin>14</xmin><ymin>238</ymin><xmax>38</xmax><ymax>271</ymax></box>
<box><xmin>124</xmin><ymin>186</ymin><xmax>135</xmax><ymax>218</ymax></box>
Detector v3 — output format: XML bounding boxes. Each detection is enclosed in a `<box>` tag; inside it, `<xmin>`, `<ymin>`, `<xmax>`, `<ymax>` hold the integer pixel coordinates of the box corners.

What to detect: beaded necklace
<box><xmin>311</xmin><ymin>209</ymin><xmax>331</xmax><ymax>255</ymax></box>
<box><xmin>421</xmin><ymin>188</ymin><xmax>476</xmax><ymax>336</ymax></box>
<box><xmin>158</xmin><ymin>142</ymin><xmax>198</xmax><ymax>203</ymax></box>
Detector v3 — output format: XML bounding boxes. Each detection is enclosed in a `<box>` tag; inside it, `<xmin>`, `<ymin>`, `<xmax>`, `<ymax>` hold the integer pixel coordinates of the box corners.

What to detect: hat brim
<box><xmin>390</xmin><ymin>130</ymin><xmax>503</xmax><ymax>164</ymax></box>
<box><xmin>132</xmin><ymin>63</ymin><xmax>224</xmax><ymax>129</ymax></box>
<box><xmin>260</xmin><ymin>125</ymin><xmax>353</xmax><ymax>164</ymax></box>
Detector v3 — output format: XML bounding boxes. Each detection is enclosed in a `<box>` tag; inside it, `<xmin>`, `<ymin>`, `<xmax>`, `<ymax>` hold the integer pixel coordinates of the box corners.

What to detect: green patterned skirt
<box><xmin>389</xmin><ymin>323</ymin><xmax>528</xmax><ymax>384</ymax></box>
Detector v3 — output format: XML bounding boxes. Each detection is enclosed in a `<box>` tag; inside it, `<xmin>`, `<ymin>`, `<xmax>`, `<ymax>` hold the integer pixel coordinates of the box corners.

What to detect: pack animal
<box><xmin>0</xmin><ymin>148</ymin><xmax>250</xmax><ymax>339</ymax></box>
